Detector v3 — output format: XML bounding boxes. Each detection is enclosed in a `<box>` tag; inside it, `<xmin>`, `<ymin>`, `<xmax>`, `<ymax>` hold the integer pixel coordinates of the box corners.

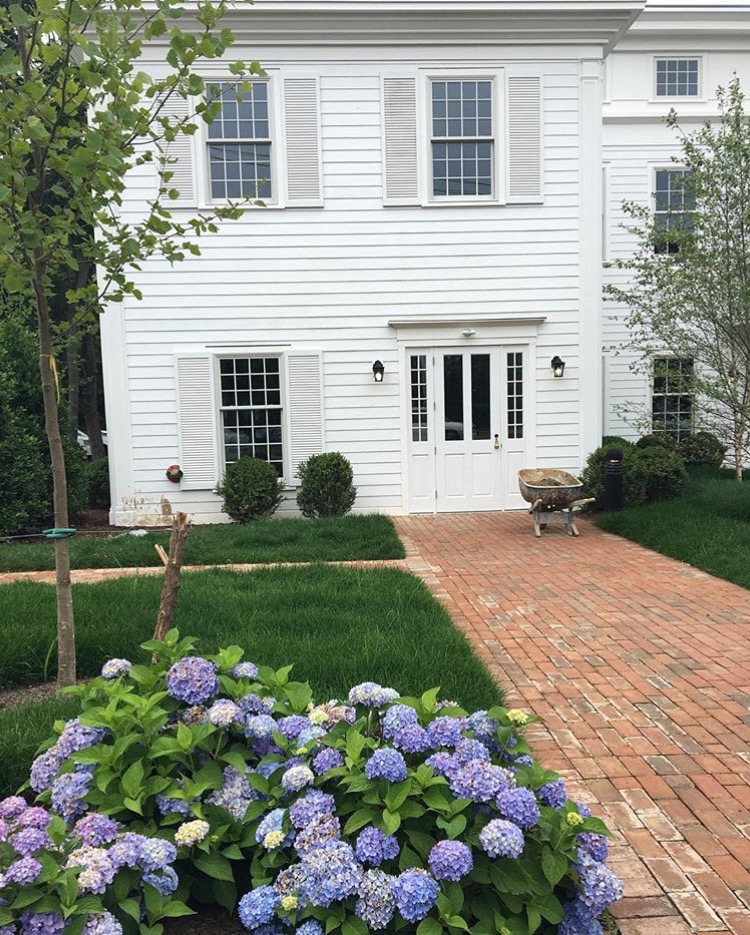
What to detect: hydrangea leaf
<box><xmin>417</xmin><ymin>918</ymin><xmax>443</xmax><ymax>935</ymax></box>
<box><xmin>195</xmin><ymin>852</ymin><xmax>234</xmax><ymax>882</ymax></box>
<box><xmin>540</xmin><ymin>847</ymin><xmax>567</xmax><ymax>887</ymax></box>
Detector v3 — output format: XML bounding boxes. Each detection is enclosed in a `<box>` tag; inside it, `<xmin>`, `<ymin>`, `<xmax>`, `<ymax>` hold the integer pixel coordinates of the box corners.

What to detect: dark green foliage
<box><xmin>636</xmin><ymin>446</ymin><xmax>688</xmax><ymax>501</ymax></box>
<box><xmin>636</xmin><ymin>432</ymin><xmax>680</xmax><ymax>451</ymax></box>
<box><xmin>0</xmin><ymin>566</ymin><xmax>501</xmax><ymax>794</ymax></box>
<box><xmin>215</xmin><ymin>457</ymin><xmax>284</xmax><ymax>522</ymax></box>
<box><xmin>85</xmin><ymin>457</ymin><xmax>110</xmax><ymax>509</ymax></box>
<box><xmin>296</xmin><ymin>451</ymin><xmax>357</xmax><ymax>518</ymax></box>
<box><xmin>582</xmin><ymin>444</ymin><xmax>648</xmax><ymax>508</ymax></box>
<box><xmin>679</xmin><ymin>430</ymin><xmax>727</xmax><ymax>466</ymax></box>
<box><xmin>0</xmin><ymin>514</ymin><xmax>405</xmax><ymax>572</ymax></box>
<box><xmin>602</xmin><ymin>435</ymin><xmax>635</xmax><ymax>451</ymax></box>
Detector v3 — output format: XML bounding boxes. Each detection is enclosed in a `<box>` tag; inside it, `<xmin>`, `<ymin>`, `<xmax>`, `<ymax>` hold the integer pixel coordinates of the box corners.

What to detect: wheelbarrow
<box><xmin>517</xmin><ymin>469</ymin><xmax>594</xmax><ymax>538</ymax></box>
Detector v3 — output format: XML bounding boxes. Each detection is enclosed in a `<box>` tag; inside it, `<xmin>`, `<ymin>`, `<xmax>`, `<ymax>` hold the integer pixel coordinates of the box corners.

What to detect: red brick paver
<box><xmin>396</xmin><ymin>514</ymin><xmax>750</xmax><ymax>934</ymax></box>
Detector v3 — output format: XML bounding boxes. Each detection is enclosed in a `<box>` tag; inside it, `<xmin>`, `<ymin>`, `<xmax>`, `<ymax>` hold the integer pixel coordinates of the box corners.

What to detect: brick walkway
<box><xmin>396</xmin><ymin>513</ymin><xmax>750</xmax><ymax>935</ymax></box>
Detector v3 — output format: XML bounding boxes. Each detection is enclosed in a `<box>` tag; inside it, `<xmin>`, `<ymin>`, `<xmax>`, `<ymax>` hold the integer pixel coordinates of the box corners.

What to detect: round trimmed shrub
<box><xmin>6</xmin><ymin>630</ymin><xmax>622</xmax><ymax>933</ymax></box>
<box><xmin>582</xmin><ymin>444</ymin><xmax>648</xmax><ymax>508</ymax></box>
<box><xmin>86</xmin><ymin>457</ymin><xmax>110</xmax><ymax>510</ymax></box>
<box><xmin>602</xmin><ymin>435</ymin><xmax>634</xmax><ymax>450</ymax></box>
<box><xmin>636</xmin><ymin>432</ymin><xmax>679</xmax><ymax>451</ymax></box>
<box><xmin>635</xmin><ymin>446</ymin><xmax>688</xmax><ymax>501</ymax></box>
<box><xmin>296</xmin><ymin>451</ymin><xmax>357</xmax><ymax>518</ymax></box>
<box><xmin>679</xmin><ymin>431</ymin><xmax>726</xmax><ymax>467</ymax></box>
<box><xmin>216</xmin><ymin>456</ymin><xmax>283</xmax><ymax>522</ymax></box>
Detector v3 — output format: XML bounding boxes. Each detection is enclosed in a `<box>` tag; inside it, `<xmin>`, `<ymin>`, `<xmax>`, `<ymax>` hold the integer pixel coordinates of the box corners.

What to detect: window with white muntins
<box><xmin>654</xmin><ymin>168</ymin><xmax>693</xmax><ymax>254</ymax></box>
<box><xmin>430</xmin><ymin>80</ymin><xmax>494</xmax><ymax>199</ymax></box>
<box><xmin>655</xmin><ymin>58</ymin><xmax>700</xmax><ymax>98</ymax></box>
<box><xmin>219</xmin><ymin>357</ymin><xmax>284</xmax><ymax>475</ymax></box>
<box><xmin>207</xmin><ymin>82</ymin><xmax>272</xmax><ymax>200</ymax></box>
<box><xmin>652</xmin><ymin>357</ymin><xmax>694</xmax><ymax>439</ymax></box>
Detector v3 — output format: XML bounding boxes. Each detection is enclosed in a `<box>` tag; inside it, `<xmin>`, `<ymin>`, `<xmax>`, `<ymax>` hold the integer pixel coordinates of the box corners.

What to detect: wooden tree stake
<box><xmin>153</xmin><ymin>512</ymin><xmax>192</xmax><ymax>648</ymax></box>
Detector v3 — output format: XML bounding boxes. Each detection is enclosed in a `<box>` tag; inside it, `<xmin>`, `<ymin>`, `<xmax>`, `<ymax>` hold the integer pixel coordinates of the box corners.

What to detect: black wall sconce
<box><xmin>372</xmin><ymin>360</ymin><xmax>385</xmax><ymax>383</ymax></box>
<box><xmin>551</xmin><ymin>356</ymin><xmax>566</xmax><ymax>378</ymax></box>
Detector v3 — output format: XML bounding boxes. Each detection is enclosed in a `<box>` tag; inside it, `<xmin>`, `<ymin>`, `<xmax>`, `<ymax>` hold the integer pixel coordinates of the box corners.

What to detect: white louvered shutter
<box><xmin>283</xmin><ymin>77</ymin><xmax>323</xmax><ymax>207</ymax></box>
<box><xmin>175</xmin><ymin>355</ymin><xmax>219</xmax><ymax>490</ymax></box>
<box><xmin>382</xmin><ymin>77</ymin><xmax>419</xmax><ymax>205</ymax></box>
<box><xmin>507</xmin><ymin>76</ymin><xmax>542</xmax><ymax>203</ymax></box>
<box><xmin>287</xmin><ymin>351</ymin><xmax>324</xmax><ymax>481</ymax></box>
<box><xmin>159</xmin><ymin>93</ymin><xmax>196</xmax><ymax>205</ymax></box>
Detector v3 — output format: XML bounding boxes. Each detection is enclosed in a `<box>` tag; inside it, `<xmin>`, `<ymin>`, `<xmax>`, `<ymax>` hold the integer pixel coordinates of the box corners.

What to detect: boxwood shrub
<box><xmin>0</xmin><ymin>632</ymin><xmax>623</xmax><ymax>935</ymax></box>
<box><xmin>297</xmin><ymin>452</ymin><xmax>357</xmax><ymax>518</ymax></box>
<box><xmin>216</xmin><ymin>457</ymin><xmax>284</xmax><ymax>523</ymax></box>
<box><xmin>679</xmin><ymin>431</ymin><xmax>726</xmax><ymax>467</ymax></box>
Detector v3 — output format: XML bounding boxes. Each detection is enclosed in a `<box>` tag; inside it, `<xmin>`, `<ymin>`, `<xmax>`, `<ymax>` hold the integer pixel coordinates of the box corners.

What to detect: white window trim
<box><xmin>196</xmin><ymin>71</ymin><xmax>287</xmax><ymax>210</ymax></box>
<box><xmin>417</xmin><ymin>68</ymin><xmax>506</xmax><ymax>207</ymax></box>
<box><xmin>650</xmin><ymin>162</ymin><xmax>691</xmax><ymax>238</ymax></box>
<box><xmin>650</xmin><ymin>55</ymin><xmax>704</xmax><ymax>103</ymax></box>
<box><xmin>213</xmin><ymin>350</ymin><xmax>291</xmax><ymax>484</ymax></box>
<box><xmin>649</xmin><ymin>354</ymin><xmax>695</xmax><ymax>437</ymax></box>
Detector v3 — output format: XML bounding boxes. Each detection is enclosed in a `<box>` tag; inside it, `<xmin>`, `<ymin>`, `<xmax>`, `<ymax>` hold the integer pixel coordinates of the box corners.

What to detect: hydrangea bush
<box><xmin>0</xmin><ymin>632</ymin><xmax>622</xmax><ymax>934</ymax></box>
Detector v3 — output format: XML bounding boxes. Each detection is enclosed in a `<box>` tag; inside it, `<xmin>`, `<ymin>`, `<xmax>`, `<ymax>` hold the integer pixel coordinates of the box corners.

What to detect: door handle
<box><xmin>493</xmin><ymin>434</ymin><xmax>500</xmax><ymax>450</ymax></box>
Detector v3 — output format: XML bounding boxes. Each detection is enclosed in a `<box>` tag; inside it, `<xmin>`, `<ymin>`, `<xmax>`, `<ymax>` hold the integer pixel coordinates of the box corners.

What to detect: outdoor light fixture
<box><xmin>461</xmin><ymin>328</ymin><xmax>476</xmax><ymax>338</ymax></box>
<box><xmin>372</xmin><ymin>360</ymin><xmax>385</xmax><ymax>383</ymax></box>
<box><xmin>551</xmin><ymin>356</ymin><xmax>566</xmax><ymax>378</ymax></box>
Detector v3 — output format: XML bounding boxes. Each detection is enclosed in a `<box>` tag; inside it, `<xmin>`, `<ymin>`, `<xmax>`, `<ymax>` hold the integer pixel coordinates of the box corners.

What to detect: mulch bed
<box><xmin>0</xmin><ymin>681</ymin><xmax>61</xmax><ymax>710</ymax></box>
<box><xmin>165</xmin><ymin>914</ymin><xmax>247</xmax><ymax>934</ymax></box>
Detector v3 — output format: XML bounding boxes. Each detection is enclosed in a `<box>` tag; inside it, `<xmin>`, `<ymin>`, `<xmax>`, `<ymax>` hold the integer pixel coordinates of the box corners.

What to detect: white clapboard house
<box><xmin>100</xmin><ymin>0</ymin><xmax>750</xmax><ymax>525</ymax></box>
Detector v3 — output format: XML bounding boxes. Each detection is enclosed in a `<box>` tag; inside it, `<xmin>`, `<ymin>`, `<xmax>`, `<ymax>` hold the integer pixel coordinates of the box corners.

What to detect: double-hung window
<box><xmin>207</xmin><ymin>82</ymin><xmax>272</xmax><ymax>200</ymax></box>
<box><xmin>431</xmin><ymin>79</ymin><xmax>494</xmax><ymax>199</ymax></box>
<box><xmin>652</xmin><ymin>357</ymin><xmax>694</xmax><ymax>439</ymax></box>
<box><xmin>219</xmin><ymin>357</ymin><xmax>284</xmax><ymax>476</ymax></box>
<box><xmin>654</xmin><ymin>168</ymin><xmax>693</xmax><ymax>254</ymax></box>
<box><xmin>655</xmin><ymin>58</ymin><xmax>700</xmax><ymax>98</ymax></box>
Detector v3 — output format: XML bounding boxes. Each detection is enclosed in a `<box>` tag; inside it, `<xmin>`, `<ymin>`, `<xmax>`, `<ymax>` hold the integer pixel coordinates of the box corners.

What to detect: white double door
<box><xmin>408</xmin><ymin>346</ymin><xmax>528</xmax><ymax>513</ymax></box>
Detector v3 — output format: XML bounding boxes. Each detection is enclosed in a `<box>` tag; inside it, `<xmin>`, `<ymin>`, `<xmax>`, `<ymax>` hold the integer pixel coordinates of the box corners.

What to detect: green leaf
<box><xmin>195</xmin><ymin>852</ymin><xmax>235</xmax><ymax>882</ymax></box>
<box><xmin>540</xmin><ymin>847</ymin><xmax>568</xmax><ymax>887</ymax></box>
<box><xmin>385</xmin><ymin>780</ymin><xmax>411</xmax><ymax>812</ymax></box>
<box><xmin>526</xmin><ymin>907</ymin><xmax>541</xmax><ymax>935</ymax></box>
<box><xmin>421</xmin><ymin>688</ymin><xmax>440</xmax><ymax>713</ymax></box>
<box><xmin>532</xmin><ymin>893</ymin><xmax>563</xmax><ymax>925</ymax></box>
<box><xmin>342</xmin><ymin>918</ymin><xmax>368</xmax><ymax>935</ymax></box>
<box><xmin>161</xmin><ymin>900</ymin><xmax>196</xmax><ymax>918</ymax></box>
<box><xmin>446</xmin><ymin>917</ymin><xmax>469</xmax><ymax>932</ymax></box>
<box><xmin>344</xmin><ymin>808</ymin><xmax>376</xmax><ymax>836</ymax></box>
<box><xmin>436</xmin><ymin>814</ymin><xmax>466</xmax><ymax>839</ymax></box>
<box><xmin>398</xmin><ymin>845</ymin><xmax>423</xmax><ymax>871</ymax></box>
<box><xmin>446</xmin><ymin>883</ymin><xmax>464</xmax><ymax>915</ymax></box>
<box><xmin>118</xmin><ymin>898</ymin><xmax>142</xmax><ymax>922</ymax></box>
<box><xmin>382</xmin><ymin>808</ymin><xmax>401</xmax><ymax>835</ymax></box>
<box><xmin>122</xmin><ymin>759</ymin><xmax>145</xmax><ymax>799</ymax></box>
<box><xmin>177</xmin><ymin>723</ymin><xmax>192</xmax><ymax>750</ymax></box>
<box><xmin>417</xmin><ymin>919</ymin><xmax>443</xmax><ymax>935</ymax></box>
<box><xmin>123</xmin><ymin>797</ymin><xmax>143</xmax><ymax>815</ymax></box>
<box><xmin>345</xmin><ymin>728</ymin><xmax>366</xmax><ymax>762</ymax></box>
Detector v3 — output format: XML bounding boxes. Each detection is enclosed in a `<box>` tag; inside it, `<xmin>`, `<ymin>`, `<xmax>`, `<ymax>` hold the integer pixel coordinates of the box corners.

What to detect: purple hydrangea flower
<box><xmin>392</xmin><ymin>868</ymin><xmax>439</xmax><ymax>922</ymax></box>
<box><xmin>428</xmin><ymin>840</ymin><xmax>473</xmax><ymax>881</ymax></box>
<box><xmin>560</xmin><ymin>900</ymin><xmax>603</xmax><ymax>935</ymax></box>
<box><xmin>577</xmin><ymin>801</ymin><xmax>593</xmax><ymax>818</ymax></box>
<box><xmin>281</xmin><ymin>765</ymin><xmax>314</xmax><ymax>794</ymax></box>
<box><xmin>426</xmin><ymin>717</ymin><xmax>466</xmax><ymax>748</ymax></box>
<box><xmin>538</xmin><ymin>778</ymin><xmax>567</xmax><ymax>808</ymax></box>
<box><xmin>66</xmin><ymin>846</ymin><xmax>117</xmax><ymax>894</ymax></box>
<box><xmin>139</xmin><ymin>836</ymin><xmax>177</xmax><ymax>872</ymax></box>
<box><xmin>295</xmin><ymin>813</ymin><xmax>341</xmax><ymax>855</ymax></box>
<box><xmin>101</xmin><ymin>658</ymin><xmax>132</xmax><ymax>679</ymax></box>
<box><xmin>155</xmin><ymin>790</ymin><xmax>191</xmax><ymax>817</ymax></box>
<box><xmin>207</xmin><ymin>699</ymin><xmax>241</xmax><ymax>727</ymax></box>
<box><xmin>2</xmin><ymin>857</ymin><xmax>42</xmax><ymax>885</ymax></box>
<box><xmin>29</xmin><ymin>747</ymin><xmax>64</xmax><ymax>793</ymax></box>
<box><xmin>355</xmin><ymin>869</ymin><xmax>397</xmax><ymax>929</ymax></box>
<box><xmin>312</xmin><ymin>748</ymin><xmax>344</xmax><ymax>775</ymax></box>
<box><xmin>453</xmin><ymin>738</ymin><xmax>490</xmax><ymax>766</ymax></box>
<box><xmin>576</xmin><ymin>851</ymin><xmax>623</xmax><ymax>914</ymax></box>
<box><xmin>144</xmin><ymin>866</ymin><xmax>179</xmax><ymax>895</ymax></box>
<box><xmin>277</xmin><ymin>715</ymin><xmax>311</xmax><ymax>741</ymax></box>
<box><xmin>166</xmin><ymin>656</ymin><xmax>219</xmax><ymax>705</ymax></box>
<box><xmin>296</xmin><ymin>923</ymin><xmax>324</xmax><ymax>935</ymax></box>
<box><xmin>239</xmin><ymin>693</ymin><xmax>276</xmax><ymax>716</ymax></box>
<box><xmin>364</xmin><ymin>748</ymin><xmax>407</xmax><ymax>782</ymax></box>
<box><xmin>289</xmin><ymin>790</ymin><xmax>336</xmax><ymax>829</ymax></box>
<box><xmin>348</xmin><ymin>682</ymin><xmax>399</xmax><ymax>708</ymax></box>
<box><xmin>74</xmin><ymin>813</ymin><xmax>120</xmax><ymax>847</ymax></box>
<box><xmin>238</xmin><ymin>885</ymin><xmax>280</xmax><ymax>929</ymax></box>
<box><xmin>578</xmin><ymin>833</ymin><xmax>608</xmax><ymax>863</ymax></box>
<box><xmin>206</xmin><ymin>765</ymin><xmax>259</xmax><ymax>821</ymax></box>
<box><xmin>424</xmin><ymin>751</ymin><xmax>458</xmax><ymax>779</ymax></box>
<box><xmin>16</xmin><ymin>808</ymin><xmax>51</xmax><ymax>830</ymax></box>
<box><xmin>478</xmin><ymin>819</ymin><xmax>525</xmax><ymax>859</ymax></box>
<box><xmin>57</xmin><ymin>720</ymin><xmax>107</xmax><ymax>758</ymax></box>
<box><xmin>83</xmin><ymin>914</ymin><xmax>124</xmax><ymax>935</ymax></box>
<box><xmin>449</xmin><ymin>761</ymin><xmax>512</xmax><ymax>802</ymax></box>
<box><xmin>232</xmin><ymin>661</ymin><xmax>259</xmax><ymax>680</ymax></box>
<box><xmin>0</xmin><ymin>797</ymin><xmax>27</xmax><ymax>819</ymax></box>
<box><xmin>300</xmin><ymin>841</ymin><xmax>363</xmax><ymax>906</ymax></box>
<box><xmin>0</xmin><ymin>818</ymin><xmax>8</xmax><ymax>842</ymax></box>
<box><xmin>19</xmin><ymin>913</ymin><xmax>65</xmax><ymax>935</ymax></box>
<box><xmin>51</xmin><ymin>769</ymin><xmax>92</xmax><ymax>821</ymax></box>
<box><xmin>355</xmin><ymin>826</ymin><xmax>399</xmax><ymax>866</ymax></box>
<box><xmin>10</xmin><ymin>828</ymin><xmax>50</xmax><ymax>857</ymax></box>
<box><xmin>393</xmin><ymin>724</ymin><xmax>430</xmax><ymax>754</ymax></box>
<box><xmin>496</xmin><ymin>786</ymin><xmax>541</xmax><ymax>829</ymax></box>
<box><xmin>383</xmin><ymin>704</ymin><xmax>419</xmax><ymax>739</ymax></box>
<box><xmin>273</xmin><ymin>864</ymin><xmax>307</xmax><ymax>899</ymax></box>
<box><xmin>467</xmin><ymin>710</ymin><xmax>498</xmax><ymax>742</ymax></box>
<box><xmin>245</xmin><ymin>715</ymin><xmax>278</xmax><ymax>740</ymax></box>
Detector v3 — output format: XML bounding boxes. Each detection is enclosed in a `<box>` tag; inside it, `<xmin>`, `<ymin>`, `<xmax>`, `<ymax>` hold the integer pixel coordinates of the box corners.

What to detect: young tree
<box><xmin>606</xmin><ymin>78</ymin><xmax>750</xmax><ymax>479</ymax></box>
<box><xmin>0</xmin><ymin>0</ymin><xmax>260</xmax><ymax>685</ymax></box>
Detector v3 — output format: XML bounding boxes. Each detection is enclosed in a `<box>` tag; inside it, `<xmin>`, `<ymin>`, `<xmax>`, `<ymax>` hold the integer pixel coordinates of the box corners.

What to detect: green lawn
<box><xmin>0</xmin><ymin>565</ymin><xmax>502</xmax><ymax>795</ymax></box>
<box><xmin>0</xmin><ymin>514</ymin><xmax>405</xmax><ymax>572</ymax></box>
<box><xmin>595</xmin><ymin>466</ymin><xmax>750</xmax><ymax>589</ymax></box>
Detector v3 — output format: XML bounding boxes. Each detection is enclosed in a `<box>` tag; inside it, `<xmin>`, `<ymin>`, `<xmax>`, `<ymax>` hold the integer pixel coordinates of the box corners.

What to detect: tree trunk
<box><xmin>153</xmin><ymin>512</ymin><xmax>191</xmax><ymax>647</ymax></box>
<box><xmin>734</xmin><ymin>413</ymin><xmax>744</xmax><ymax>481</ymax></box>
<box><xmin>82</xmin><ymin>330</ymin><xmax>106</xmax><ymax>460</ymax></box>
<box><xmin>33</xmin><ymin>253</ymin><xmax>76</xmax><ymax>688</ymax></box>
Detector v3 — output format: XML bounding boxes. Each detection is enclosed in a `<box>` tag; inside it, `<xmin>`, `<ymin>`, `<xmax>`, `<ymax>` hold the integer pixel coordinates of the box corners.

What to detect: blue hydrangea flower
<box><xmin>559</xmin><ymin>900</ymin><xmax>603</xmax><ymax>935</ymax></box>
<box><xmin>57</xmin><ymin>720</ymin><xmax>108</xmax><ymax>759</ymax></box>
<box><xmin>348</xmin><ymin>682</ymin><xmax>400</xmax><ymax>708</ymax></box>
<box><xmin>355</xmin><ymin>869</ymin><xmax>397</xmax><ymax>929</ymax></box>
<box><xmin>281</xmin><ymin>765</ymin><xmax>315</xmax><ymax>794</ymax></box>
<box><xmin>355</xmin><ymin>826</ymin><xmax>399</xmax><ymax>866</ymax></box>
<box><xmin>66</xmin><ymin>846</ymin><xmax>117</xmax><ymax>894</ymax></box>
<box><xmin>467</xmin><ymin>710</ymin><xmax>498</xmax><ymax>742</ymax></box>
<box><xmin>382</xmin><ymin>704</ymin><xmax>419</xmax><ymax>739</ymax></box>
<box><xmin>74</xmin><ymin>813</ymin><xmax>119</xmax><ymax>847</ymax></box>
<box><xmin>166</xmin><ymin>656</ymin><xmax>219</xmax><ymax>705</ymax></box>
<box><xmin>392</xmin><ymin>868</ymin><xmax>439</xmax><ymax>922</ymax></box>
<box><xmin>393</xmin><ymin>724</ymin><xmax>430</xmax><ymax>753</ymax></box>
<box><xmin>295</xmin><ymin>813</ymin><xmax>341</xmax><ymax>855</ymax></box>
<box><xmin>364</xmin><ymin>748</ymin><xmax>407</xmax><ymax>782</ymax></box>
<box><xmin>245</xmin><ymin>715</ymin><xmax>279</xmax><ymax>740</ymax></box>
<box><xmin>19</xmin><ymin>913</ymin><xmax>65</xmax><ymax>935</ymax></box>
<box><xmin>576</xmin><ymin>851</ymin><xmax>623</xmax><ymax>914</ymax></box>
<box><xmin>478</xmin><ymin>819</ymin><xmax>525</xmax><ymax>858</ymax></box>
<box><xmin>101</xmin><ymin>658</ymin><xmax>132</xmax><ymax>679</ymax></box>
<box><xmin>206</xmin><ymin>765</ymin><xmax>259</xmax><ymax>821</ymax></box>
<box><xmin>2</xmin><ymin>857</ymin><xmax>42</xmax><ymax>885</ymax></box>
<box><xmin>289</xmin><ymin>791</ymin><xmax>336</xmax><ymax>829</ymax></box>
<box><xmin>297</xmin><ymin>725</ymin><xmax>327</xmax><ymax>747</ymax></box>
<box><xmin>296</xmin><ymin>923</ymin><xmax>323</xmax><ymax>935</ymax></box>
<box><xmin>537</xmin><ymin>778</ymin><xmax>567</xmax><ymax>808</ymax></box>
<box><xmin>273</xmin><ymin>864</ymin><xmax>307</xmax><ymax>899</ymax></box>
<box><xmin>136</xmin><ymin>836</ymin><xmax>177</xmax><ymax>872</ymax></box>
<box><xmin>10</xmin><ymin>828</ymin><xmax>49</xmax><ymax>857</ymax></box>
<box><xmin>577</xmin><ymin>801</ymin><xmax>593</xmax><ymax>818</ymax></box>
<box><xmin>311</xmin><ymin>748</ymin><xmax>344</xmax><ymax>775</ymax></box>
<box><xmin>578</xmin><ymin>832</ymin><xmax>608</xmax><ymax>863</ymax></box>
<box><xmin>424</xmin><ymin>751</ymin><xmax>458</xmax><ymax>779</ymax></box>
<box><xmin>83</xmin><ymin>914</ymin><xmax>124</xmax><ymax>935</ymax></box>
<box><xmin>29</xmin><ymin>747</ymin><xmax>64</xmax><ymax>793</ymax></box>
<box><xmin>300</xmin><ymin>841</ymin><xmax>363</xmax><ymax>906</ymax></box>
<box><xmin>509</xmin><ymin>754</ymin><xmax>534</xmax><ymax>768</ymax></box>
<box><xmin>496</xmin><ymin>787</ymin><xmax>541</xmax><ymax>829</ymax></box>
<box><xmin>239</xmin><ymin>693</ymin><xmax>276</xmax><ymax>716</ymax></box>
<box><xmin>426</xmin><ymin>717</ymin><xmax>466</xmax><ymax>748</ymax></box>
<box><xmin>428</xmin><ymin>840</ymin><xmax>473</xmax><ymax>881</ymax></box>
<box><xmin>256</xmin><ymin>808</ymin><xmax>287</xmax><ymax>846</ymax></box>
<box><xmin>208</xmin><ymin>700</ymin><xmax>241</xmax><ymax>727</ymax></box>
<box><xmin>277</xmin><ymin>715</ymin><xmax>311</xmax><ymax>741</ymax></box>
<box><xmin>238</xmin><ymin>886</ymin><xmax>280</xmax><ymax>929</ymax></box>
<box><xmin>144</xmin><ymin>866</ymin><xmax>179</xmax><ymax>896</ymax></box>
<box><xmin>51</xmin><ymin>769</ymin><xmax>92</xmax><ymax>821</ymax></box>
<box><xmin>449</xmin><ymin>761</ymin><xmax>512</xmax><ymax>803</ymax></box>
<box><xmin>453</xmin><ymin>738</ymin><xmax>490</xmax><ymax>766</ymax></box>
<box><xmin>232</xmin><ymin>661</ymin><xmax>259</xmax><ymax>680</ymax></box>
